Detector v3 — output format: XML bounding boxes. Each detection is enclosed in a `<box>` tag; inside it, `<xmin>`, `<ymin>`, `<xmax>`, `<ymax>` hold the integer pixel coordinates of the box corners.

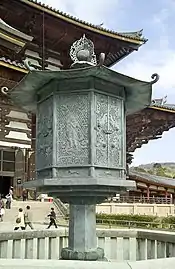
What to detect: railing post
<box><xmin>129</xmin><ymin>237</ymin><xmax>137</xmax><ymax>261</ymax></box>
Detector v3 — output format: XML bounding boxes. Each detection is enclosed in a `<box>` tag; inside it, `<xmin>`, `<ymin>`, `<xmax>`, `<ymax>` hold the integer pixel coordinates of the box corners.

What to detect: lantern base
<box><xmin>61</xmin><ymin>247</ymin><xmax>107</xmax><ymax>261</ymax></box>
<box><xmin>61</xmin><ymin>203</ymin><xmax>106</xmax><ymax>261</ymax></box>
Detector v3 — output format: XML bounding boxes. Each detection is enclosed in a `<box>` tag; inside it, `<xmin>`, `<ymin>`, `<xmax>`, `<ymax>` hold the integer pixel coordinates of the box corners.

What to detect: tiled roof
<box><xmin>0</xmin><ymin>57</ymin><xmax>26</xmax><ymax>70</ymax></box>
<box><xmin>150</xmin><ymin>103</ymin><xmax>175</xmax><ymax>111</ymax></box>
<box><xmin>130</xmin><ymin>171</ymin><xmax>175</xmax><ymax>188</ymax></box>
<box><xmin>20</xmin><ymin>0</ymin><xmax>146</xmax><ymax>43</ymax></box>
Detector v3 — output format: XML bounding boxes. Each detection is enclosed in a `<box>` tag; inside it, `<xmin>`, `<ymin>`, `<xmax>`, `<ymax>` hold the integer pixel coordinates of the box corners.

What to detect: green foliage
<box><xmin>134</xmin><ymin>167</ymin><xmax>146</xmax><ymax>173</ymax></box>
<box><xmin>96</xmin><ymin>213</ymin><xmax>175</xmax><ymax>230</ymax></box>
<box><xmin>96</xmin><ymin>213</ymin><xmax>158</xmax><ymax>223</ymax></box>
<box><xmin>153</xmin><ymin>163</ymin><xmax>162</xmax><ymax>169</ymax></box>
<box><xmin>146</xmin><ymin>169</ymin><xmax>154</xmax><ymax>175</ymax></box>
<box><xmin>156</xmin><ymin>167</ymin><xmax>167</xmax><ymax>177</ymax></box>
<box><xmin>162</xmin><ymin>216</ymin><xmax>175</xmax><ymax>224</ymax></box>
<box><xmin>134</xmin><ymin>163</ymin><xmax>175</xmax><ymax>178</ymax></box>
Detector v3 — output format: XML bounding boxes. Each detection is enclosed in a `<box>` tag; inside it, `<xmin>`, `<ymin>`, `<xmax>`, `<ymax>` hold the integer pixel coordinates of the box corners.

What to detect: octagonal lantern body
<box><xmin>35</xmin><ymin>75</ymin><xmax>132</xmax><ymax>200</ymax></box>
<box><xmin>9</xmin><ymin>65</ymin><xmax>154</xmax><ymax>200</ymax></box>
<box><xmin>37</xmin><ymin>80</ymin><xmax>125</xmax><ymax>176</ymax></box>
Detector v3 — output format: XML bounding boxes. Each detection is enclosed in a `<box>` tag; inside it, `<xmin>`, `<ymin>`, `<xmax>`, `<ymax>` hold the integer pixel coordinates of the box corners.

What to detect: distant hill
<box><xmin>131</xmin><ymin>162</ymin><xmax>175</xmax><ymax>178</ymax></box>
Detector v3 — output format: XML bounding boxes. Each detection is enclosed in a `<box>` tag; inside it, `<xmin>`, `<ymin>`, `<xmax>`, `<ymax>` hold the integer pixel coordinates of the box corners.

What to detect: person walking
<box><xmin>0</xmin><ymin>206</ymin><xmax>5</xmax><ymax>222</ymax></box>
<box><xmin>0</xmin><ymin>196</ymin><xmax>5</xmax><ymax>222</ymax></box>
<box><xmin>5</xmin><ymin>192</ymin><xmax>12</xmax><ymax>209</ymax></box>
<box><xmin>24</xmin><ymin>205</ymin><xmax>34</xmax><ymax>230</ymax></box>
<box><xmin>14</xmin><ymin>208</ymin><xmax>25</xmax><ymax>230</ymax></box>
<box><xmin>9</xmin><ymin>186</ymin><xmax>13</xmax><ymax>198</ymax></box>
<box><xmin>22</xmin><ymin>189</ymin><xmax>28</xmax><ymax>201</ymax></box>
<box><xmin>47</xmin><ymin>208</ymin><xmax>57</xmax><ymax>229</ymax></box>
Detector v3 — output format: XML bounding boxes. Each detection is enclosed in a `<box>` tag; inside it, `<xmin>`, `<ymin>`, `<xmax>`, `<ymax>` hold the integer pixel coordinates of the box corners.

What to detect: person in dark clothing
<box><xmin>47</xmin><ymin>208</ymin><xmax>57</xmax><ymax>229</ymax></box>
<box><xmin>22</xmin><ymin>189</ymin><xmax>28</xmax><ymax>201</ymax></box>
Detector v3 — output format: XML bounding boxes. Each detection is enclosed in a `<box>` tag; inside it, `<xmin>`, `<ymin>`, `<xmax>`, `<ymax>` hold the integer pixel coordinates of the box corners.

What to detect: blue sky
<box><xmin>42</xmin><ymin>0</ymin><xmax>175</xmax><ymax>166</ymax></box>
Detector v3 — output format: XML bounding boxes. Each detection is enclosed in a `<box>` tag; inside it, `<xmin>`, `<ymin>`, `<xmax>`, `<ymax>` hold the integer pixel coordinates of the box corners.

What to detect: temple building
<box><xmin>0</xmin><ymin>0</ymin><xmax>175</xmax><ymax>199</ymax></box>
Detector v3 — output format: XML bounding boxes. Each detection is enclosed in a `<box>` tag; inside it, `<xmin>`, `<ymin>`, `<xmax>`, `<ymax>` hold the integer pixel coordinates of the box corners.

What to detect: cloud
<box><xmin>41</xmin><ymin>0</ymin><xmax>120</xmax><ymax>27</ymax></box>
<box><xmin>116</xmin><ymin>6</ymin><xmax>175</xmax><ymax>102</ymax></box>
<box><xmin>116</xmin><ymin>46</ymin><xmax>175</xmax><ymax>100</ymax></box>
<box><xmin>41</xmin><ymin>0</ymin><xmax>175</xmax><ymax>102</ymax></box>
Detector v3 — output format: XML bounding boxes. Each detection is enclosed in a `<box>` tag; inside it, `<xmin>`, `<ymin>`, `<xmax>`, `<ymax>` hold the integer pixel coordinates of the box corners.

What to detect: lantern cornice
<box><xmin>8</xmin><ymin>65</ymin><xmax>157</xmax><ymax>115</ymax></box>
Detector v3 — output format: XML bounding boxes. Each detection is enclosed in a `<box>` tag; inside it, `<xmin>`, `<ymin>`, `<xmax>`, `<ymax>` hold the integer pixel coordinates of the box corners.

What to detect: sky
<box><xmin>42</xmin><ymin>0</ymin><xmax>175</xmax><ymax>166</ymax></box>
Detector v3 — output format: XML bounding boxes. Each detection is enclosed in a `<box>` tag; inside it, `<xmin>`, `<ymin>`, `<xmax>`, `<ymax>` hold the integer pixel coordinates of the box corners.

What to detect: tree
<box><xmin>153</xmin><ymin>163</ymin><xmax>162</xmax><ymax>169</ymax></box>
<box><xmin>134</xmin><ymin>167</ymin><xmax>146</xmax><ymax>173</ymax></box>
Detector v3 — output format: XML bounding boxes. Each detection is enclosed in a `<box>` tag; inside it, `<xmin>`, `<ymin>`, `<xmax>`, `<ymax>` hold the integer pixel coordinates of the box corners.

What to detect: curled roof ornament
<box><xmin>1</xmin><ymin>86</ymin><xmax>9</xmax><ymax>95</ymax></box>
<box><xmin>150</xmin><ymin>73</ymin><xmax>159</xmax><ymax>84</ymax></box>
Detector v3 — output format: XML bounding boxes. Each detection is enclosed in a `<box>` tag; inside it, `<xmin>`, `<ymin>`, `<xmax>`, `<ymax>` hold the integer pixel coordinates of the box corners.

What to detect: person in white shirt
<box><xmin>5</xmin><ymin>193</ymin><xmax>12</xmax><ymax>209</ymax></box>
<box><xmin>14</xmin><ymin>208</ymin><xmax>25</xmax><ymax>230</ymax></box>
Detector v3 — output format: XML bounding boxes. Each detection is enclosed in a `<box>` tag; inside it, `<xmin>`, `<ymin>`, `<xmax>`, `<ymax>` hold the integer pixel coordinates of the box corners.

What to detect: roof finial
<box><xmin>70</xmin><ymin>34</ymin><xmax>97</xmax><ymax>67</ymax></box>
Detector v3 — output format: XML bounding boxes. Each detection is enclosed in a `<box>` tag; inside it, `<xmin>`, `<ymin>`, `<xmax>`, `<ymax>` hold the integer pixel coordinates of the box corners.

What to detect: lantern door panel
<box><xmin>94</xmin><ymin>93</ymin><xmax>124</xmax><ymax>168</ymax></box>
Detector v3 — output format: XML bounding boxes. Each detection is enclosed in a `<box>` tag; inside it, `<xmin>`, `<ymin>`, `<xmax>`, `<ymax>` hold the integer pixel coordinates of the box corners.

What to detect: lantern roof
<box><xmin>7</xmin><ymin>36</ymin><xmax>159</xmax><ymax>115</ymax></box>
<box><xmin>8</xmin><ymin>65</ymin><xmax>158</xmax><ymax>115</ymax></box>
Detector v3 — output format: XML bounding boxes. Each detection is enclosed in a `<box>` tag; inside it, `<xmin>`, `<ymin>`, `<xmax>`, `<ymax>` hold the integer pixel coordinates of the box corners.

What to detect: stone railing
<box><xmin>0</xmin><ymin>257</ymin><xmax>175</xmax><ymax>269</ymax></box>
<box><xmin>96</xmin><ymin>202</ymin><xmax>175</xmax><ymax>216</ymax></box>
<box><xmin>111</xmin><ymin>196</ymin><xmax>172</xmax><ymax>204</ymax></box>
<box><xmin>56</xmin><ymin>201</ymin><xmax>175</xmax><ymax>217</ymax></box>
<box><xmin>1</xmin><ymin>229</ymin><xmax>175</xmax><ymax>261</ymax></box>
<box><xmin>53</xmin><ymin>199</ymin><xmax>68</xmax><ymax>217</ymax></box>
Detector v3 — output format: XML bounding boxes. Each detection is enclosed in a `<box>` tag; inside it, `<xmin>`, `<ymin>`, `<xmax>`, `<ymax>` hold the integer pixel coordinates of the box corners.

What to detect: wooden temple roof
<box><xmin>129</xmin><ymin>171</ymin><xmax>175</xmax><ymax>189</ymax></box>
<box><xmin>0</xmin><ymin>57</ymin><xmax>27</xmax><ymax>73</ymax></box>
<box><xmin>127</xmin><ymin>105</ymin><xmax>175</xmax><ymax>152</ymax></box>
<box><xmin>1</xmin><ymin>0</ymin><xmax>146</xmax><ymax>68</ymax></box>
<box><xmin>17</xmin><ymin>0</ymin><xmax>146</xmax><ymax>42</ymax></box>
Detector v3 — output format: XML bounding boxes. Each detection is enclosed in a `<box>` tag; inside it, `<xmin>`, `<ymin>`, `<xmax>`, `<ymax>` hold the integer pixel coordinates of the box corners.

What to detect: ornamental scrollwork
<box><xmin>1</xmin><ymin>86</ymin><xmax>9</xmax><ymax>95</ymax></box>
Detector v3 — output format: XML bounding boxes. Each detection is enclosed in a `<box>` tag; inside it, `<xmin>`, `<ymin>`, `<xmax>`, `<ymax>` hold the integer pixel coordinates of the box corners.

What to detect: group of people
<box><xmin>0</xmin><ymin>186</ymin><xmax>13</xmax><ymax>221</ymax></box>
<box><xmin>14</xmin><ymin>207</ymin><xmax>57</xmax><ymax>230</ymax></box>
<box><xmin>14</xmin><ymin>205</ymin><xmax>34</xmax><ymax>230</ymax></box>
<box><xmin>0</xmin><ymin>186</ymin><xmax>58</xmax><ymax>229</ymax></box>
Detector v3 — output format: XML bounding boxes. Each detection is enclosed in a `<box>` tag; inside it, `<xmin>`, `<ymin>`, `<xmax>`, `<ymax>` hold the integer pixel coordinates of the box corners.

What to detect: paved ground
<box><xmin>1</xmin><ymin>200</ymin><xmax>57</xmax><ymax>223</ymax></box>
<box><xmin>0</xmin><ymin>199</ymin><xmax>66</xmax><ymax>232</ymax></box>
<box><xmin>0</xmin><ymin>221</ymin><xmax>66</xmax><ymax>232</ymax></box>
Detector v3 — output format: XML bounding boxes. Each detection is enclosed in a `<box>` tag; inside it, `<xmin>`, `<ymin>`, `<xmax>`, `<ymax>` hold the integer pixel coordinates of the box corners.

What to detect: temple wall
<box><xmin>96</xmin><ymin>203</ymin><xmax>175</xmax><ymax>216</ymax></box>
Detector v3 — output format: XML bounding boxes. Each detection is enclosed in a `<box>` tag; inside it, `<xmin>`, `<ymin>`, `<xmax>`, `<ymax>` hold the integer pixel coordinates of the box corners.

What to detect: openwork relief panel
<box><xmin>95</xmin><ymin>94</ymin><xmax>108</xmax><ymax>166</ymax></box>
<box><xmin>108</xmin><ymin>96</ymin><xmax>124</xmax><ymax>167</ymax></box>
<box><xmin>57</xmin><ymin>94</ymin><xmax>89</xmax><ymax>166</ymax></box>
<box><xmin>36</xmin><ymin>97</ymin><xmax>53</xmax><ymax>170</ymax></box>
<box><xmin>95</xmin><ymin>93</ymin><xmax>124</xmax><ymax>168</ymax></box>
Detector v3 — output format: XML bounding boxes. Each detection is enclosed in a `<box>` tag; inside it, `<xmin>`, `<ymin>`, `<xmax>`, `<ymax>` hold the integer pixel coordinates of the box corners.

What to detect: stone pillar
<box><xmin>61</xmin><ymin>202</ymin><xmax>105</xmax><ymax>261</ymax></box>
<box><xmin>69</xmin><ymin>204</ymin><xmax>96</xmax><ymax>252</ymax></box>
<box><xmin>170</xmin><ymin>193</ymin><xmax>173</xmax><ymax>204</ymax></box>
<box><xmin>165</xmin><ymin>188</ymin><xmax>168</xmax><ymax>203</ymax></box>
<box><xmin>146</xmin><ymin>185</ymin><xmax>150</xmax><ymax>200</ymax></box>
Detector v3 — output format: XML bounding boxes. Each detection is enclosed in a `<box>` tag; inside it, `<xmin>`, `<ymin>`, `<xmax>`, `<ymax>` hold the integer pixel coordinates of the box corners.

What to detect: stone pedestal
<box><xmin>69</xmin><ymin>204</ymin><xmax>96</xmax><ymax>251</ymax></box>
<box><xmin>61</xmin><ymin>203</ymin><xmax>106</xmax><ymax>261</ymax></box>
